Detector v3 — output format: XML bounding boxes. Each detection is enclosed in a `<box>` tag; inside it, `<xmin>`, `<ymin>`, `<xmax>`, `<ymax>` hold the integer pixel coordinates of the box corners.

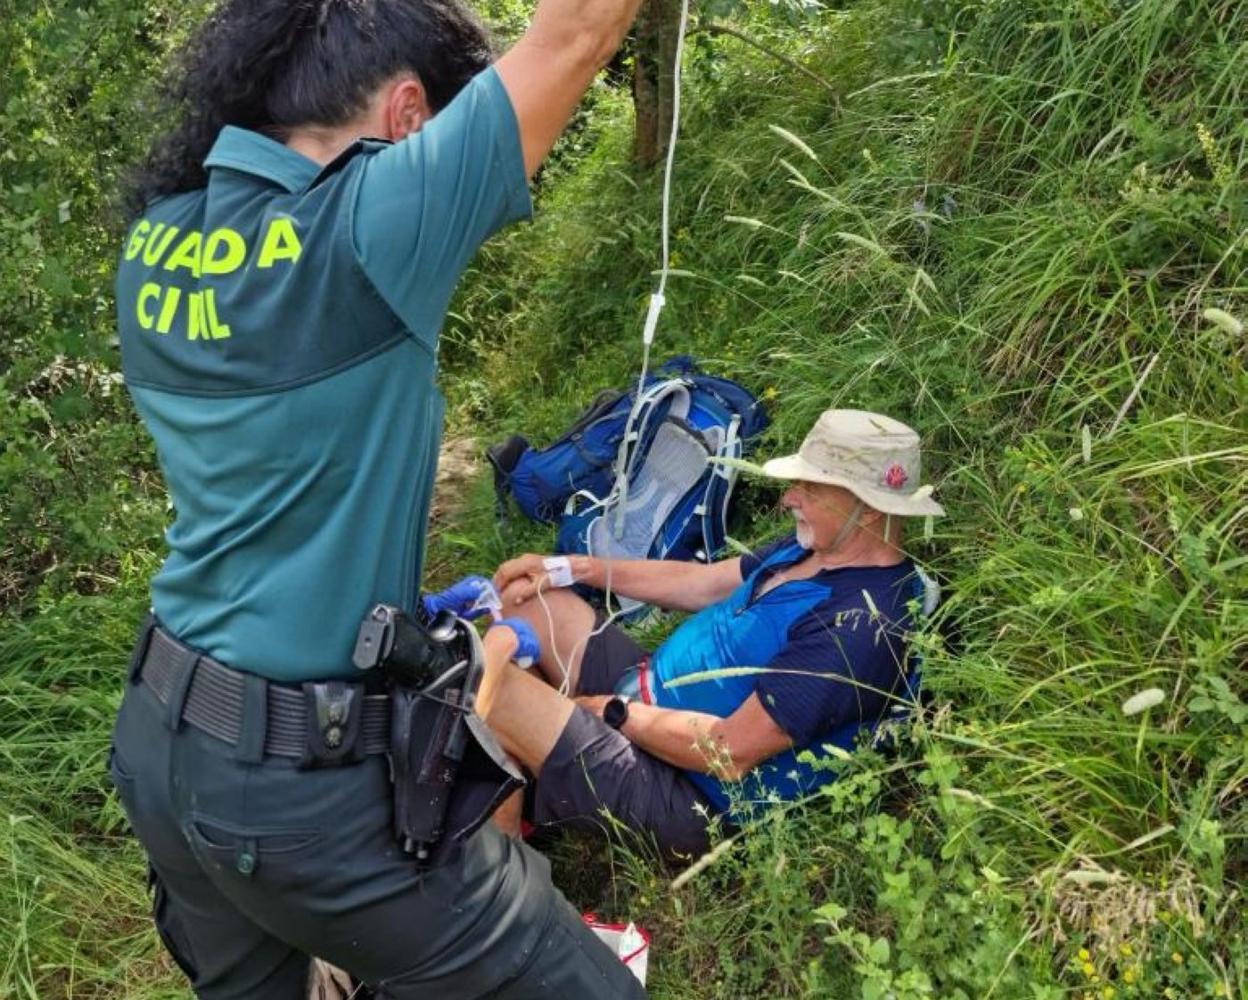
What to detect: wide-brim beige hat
<box><xmin>759</xmin><ymin>409</ymin><xmax>945</xmax><ymax>517</ymax></box>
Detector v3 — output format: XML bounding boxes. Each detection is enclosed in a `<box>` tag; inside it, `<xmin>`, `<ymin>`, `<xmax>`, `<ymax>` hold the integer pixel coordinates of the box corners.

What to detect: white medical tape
<box><xmin>542</xmin><ymin>556</ymin><xmax>575</xmax><ymax>588</ymax></box>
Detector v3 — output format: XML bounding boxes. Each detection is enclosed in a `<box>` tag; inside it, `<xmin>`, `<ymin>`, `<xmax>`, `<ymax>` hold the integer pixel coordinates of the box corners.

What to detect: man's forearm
<box><xmin>616</xmin><ymin>701</ymin><xmax>744</xmax><ymax>779</ymax></box>
<box><xmin>571</xmin><ymin>555</ymin><xmax>730</xmax><ymax>612</ymax></box>
<box><xmin>494</xmin><ymin>552</ymin><xmax>741</xmax><ymax>612</ymax></box>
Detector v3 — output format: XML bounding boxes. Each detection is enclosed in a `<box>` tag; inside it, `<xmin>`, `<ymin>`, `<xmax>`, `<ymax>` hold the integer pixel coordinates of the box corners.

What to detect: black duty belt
<box><xmin>137</xmin><ymin>625</ymin><xmax>390</xmax><ymax>758</ymax></box>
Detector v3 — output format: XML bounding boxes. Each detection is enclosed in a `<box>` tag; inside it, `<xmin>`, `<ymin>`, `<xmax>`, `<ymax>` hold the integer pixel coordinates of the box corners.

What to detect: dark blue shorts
<box><xmin>576</xmin><ymin>613</ymin><xmax>650</xmax><ymax>697</ymax></box>
<box><xmin>527</xmin><ymin>618</ymin><xmax>716</xmax><ymax>857</ymax></box>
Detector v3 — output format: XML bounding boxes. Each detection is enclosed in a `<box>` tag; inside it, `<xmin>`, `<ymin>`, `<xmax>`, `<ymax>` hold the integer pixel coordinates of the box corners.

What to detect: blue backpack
<box><xmin>487</xmin><ymin>357</ymin><xmax>768</xmax><ymax>577</ymax></box>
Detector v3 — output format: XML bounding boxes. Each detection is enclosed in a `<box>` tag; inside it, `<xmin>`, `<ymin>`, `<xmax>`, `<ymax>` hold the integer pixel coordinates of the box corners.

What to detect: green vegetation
<box><xmin>2</xmin><ymin>0</ymin><xmax>1243</xmax><ymax>997</ymax></box>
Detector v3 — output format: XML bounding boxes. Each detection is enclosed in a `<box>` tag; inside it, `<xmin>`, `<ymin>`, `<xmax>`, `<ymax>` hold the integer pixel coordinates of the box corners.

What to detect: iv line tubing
<box><xmin>636</xmin><ymin>0</ymin><xmax>692</xmax><ymax>391</ymax></box>
<box><xmin>544</xmin><ymin>0</ymin><xmax>693</xmax><ymax>688</ymax></box>
<box><xmin>657</xmin><ymin>0</ymin><xmax>691</xmax><ymax>304</ymax></box>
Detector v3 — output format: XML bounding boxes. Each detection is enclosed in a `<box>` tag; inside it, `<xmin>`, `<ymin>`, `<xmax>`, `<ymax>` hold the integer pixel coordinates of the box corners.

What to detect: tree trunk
<box><xmin>632</xmin><ymin>0</ymin><xmax>681</xmax><ymax>168</ymax></box>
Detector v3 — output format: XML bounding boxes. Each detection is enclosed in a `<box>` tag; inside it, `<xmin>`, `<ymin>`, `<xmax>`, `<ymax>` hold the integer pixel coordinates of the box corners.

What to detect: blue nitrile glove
<box><xmin>491</xmin><ymin>618</ymin><xmax>540</xmax><ymax>668</ymax></box>
<box><xmin>421</xmin><ymin>575</ymin><xmax>494</xmax><ymax>620</ymax></box>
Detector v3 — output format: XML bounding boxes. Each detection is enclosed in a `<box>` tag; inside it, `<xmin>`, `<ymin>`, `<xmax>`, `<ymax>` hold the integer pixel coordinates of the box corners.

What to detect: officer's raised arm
<box><xmin>495</xmin><ymin>0</ymin><xmax>646</xmax><ymax>179</ymax></box>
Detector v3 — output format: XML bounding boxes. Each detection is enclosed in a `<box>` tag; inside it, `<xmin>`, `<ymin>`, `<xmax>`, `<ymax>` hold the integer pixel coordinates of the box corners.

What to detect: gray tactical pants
<box><xmin>109</xmin><ymin>673</ymin><xmax>647</xmax><ymax>999</ymax></box>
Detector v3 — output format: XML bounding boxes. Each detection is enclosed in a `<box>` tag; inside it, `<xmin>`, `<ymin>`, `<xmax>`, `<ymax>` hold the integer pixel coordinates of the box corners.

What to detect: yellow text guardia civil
<box><xmin>124</xmin><ymin>216</ymin><xmax>303</xmax><ymax>340</ymax></box>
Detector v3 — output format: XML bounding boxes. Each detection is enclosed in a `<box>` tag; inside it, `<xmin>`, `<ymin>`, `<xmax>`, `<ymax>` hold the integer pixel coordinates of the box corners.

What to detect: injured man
<box><xmin>474</xmin><ymin>408</ymin><xmax>946</xmax><ymax>856</ymax></box>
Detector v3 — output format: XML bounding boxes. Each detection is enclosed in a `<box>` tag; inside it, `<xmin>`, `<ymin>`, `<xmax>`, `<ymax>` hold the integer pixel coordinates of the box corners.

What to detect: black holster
<box><xmin>355</xmin><ymin>605</ymin><xmax>523</xmax><ymax>865</ymax></box>
<box><xmin>389</xmin><ymin>687</ymin><xmax>522</xmax><ymax>864</ymax></box>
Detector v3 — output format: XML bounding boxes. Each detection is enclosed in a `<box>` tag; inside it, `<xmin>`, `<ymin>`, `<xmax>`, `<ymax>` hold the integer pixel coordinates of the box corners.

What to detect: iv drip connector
<box><xmin>642</xmin><ymin>292</ymin><xmax>666</xmax><ymax>346</ymax></box>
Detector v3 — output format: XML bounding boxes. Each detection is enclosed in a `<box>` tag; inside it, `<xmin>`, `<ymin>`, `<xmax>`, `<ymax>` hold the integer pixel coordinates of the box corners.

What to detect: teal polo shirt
<box><xmin>116</xmin><ymin>68</ymin><xmax>530</xmax><ymax>682</ymax></box>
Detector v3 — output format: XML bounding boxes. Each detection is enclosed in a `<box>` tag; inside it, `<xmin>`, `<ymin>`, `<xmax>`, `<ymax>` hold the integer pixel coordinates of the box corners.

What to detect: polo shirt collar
<box><xmin>204</xmin><ymin>126</ymin><xmax>321</xmax><ymax>193</ymax></box>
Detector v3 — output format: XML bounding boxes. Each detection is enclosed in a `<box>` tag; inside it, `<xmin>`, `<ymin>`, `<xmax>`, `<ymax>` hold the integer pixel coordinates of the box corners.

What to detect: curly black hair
<box><xmin>125</xmin><ymin>0</ymin><xmax>494</xmax><ymax>215</ymax></box>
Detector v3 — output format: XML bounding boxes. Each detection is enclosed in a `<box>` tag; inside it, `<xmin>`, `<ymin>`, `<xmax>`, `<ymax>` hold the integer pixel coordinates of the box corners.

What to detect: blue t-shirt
<box><xmin>650</xmin><ymin>535</ymin><xmax>922</xmax><ymax>812</ymax></box>
<box><xmin>116</xmin><ymin>68</ymin><xmax>530</xmax><ymax>682</ymax></box>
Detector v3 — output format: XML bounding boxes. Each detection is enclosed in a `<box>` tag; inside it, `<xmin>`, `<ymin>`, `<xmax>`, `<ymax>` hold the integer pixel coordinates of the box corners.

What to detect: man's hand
<box><xmin>492</xmin><ymin>553</ymin><xmax>546</xmax><ymax>604</ymax></box>
<box><xmin>493</xmin><ymin>553</ymin><xmax>589</xmax><ymax>607</ymax></box>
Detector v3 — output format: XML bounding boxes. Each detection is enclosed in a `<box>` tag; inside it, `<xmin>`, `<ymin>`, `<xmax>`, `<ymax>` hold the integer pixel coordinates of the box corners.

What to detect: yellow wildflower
<box><xmin>1078</xmin><ymin>948</ymin><xmax>1091</xmax><ymax>962</ymax></box>
<box><xmin>1101</xmin><ymin>988</ymin><xmax>1115</xmax><ymax>1000</ymax></box>
<box><xmin>1197</xmin><ymin>122</ymin><xmax>1234</xmax><ymax>187</ymax></box>
<box><xmin>1171</xmin><ymin>951</ymin><xmax>1184</xmax><ymax>965</ymax></box>
<box><xmin>1082</xmin><ymin>962</ymin><xmax>1096</xmax><ymax>977</ymax></box>
<box><xmin>1118</xmin><ymin>943</ymin><xmax>1132</xmax><ymax>958</ymax></box>
<box><xmin>1122</xmin><ymin>968</ymin><xmax>1135</xmax><ymax>985</ymax></box>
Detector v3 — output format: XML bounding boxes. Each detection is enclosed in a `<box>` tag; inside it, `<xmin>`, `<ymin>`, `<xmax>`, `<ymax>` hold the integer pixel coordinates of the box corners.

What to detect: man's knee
<box><xmin>509</xmin><ymin>589</ymin><xmax>597</xmax><ymax>679</ymax></box>
<box><xmin>501</xmin><ymin>593</ymin><xmax>549</xmax><ymax>631</ymax></box>
<box><xmin>511</xmin><ymin>586</ymin><xmax>594</xmax><ymax>628</ymax></box>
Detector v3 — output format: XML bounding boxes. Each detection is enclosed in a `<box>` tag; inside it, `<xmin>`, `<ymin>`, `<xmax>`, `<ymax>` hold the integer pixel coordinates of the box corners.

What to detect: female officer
<box><xmin>110</xmin><ymin>0</ymin><xmax>646</xmax><ymax>996</ymax></box>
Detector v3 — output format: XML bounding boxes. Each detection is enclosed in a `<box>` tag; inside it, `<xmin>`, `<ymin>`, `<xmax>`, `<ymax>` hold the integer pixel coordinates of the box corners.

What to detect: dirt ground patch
<box><xmin>429</xmin><ymin>435</ymin><xmax>481</xmax><ymax>526</ymax></box>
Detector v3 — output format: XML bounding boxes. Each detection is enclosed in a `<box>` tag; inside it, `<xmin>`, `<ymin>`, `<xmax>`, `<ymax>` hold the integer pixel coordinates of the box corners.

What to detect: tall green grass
<box><xmin>2</xmin><ymin>0</ymin><xmax>1243</xmax><ymax>996</ymax></box>
<box><xmin>0</xmin><ymin>571</ymin><xmax>185</xmax><ymax>997</ymax></box>
<box><xmin>439</xmin><ymin>0</ymin><xmax>1245</xmax><ymax>995</ymax></box>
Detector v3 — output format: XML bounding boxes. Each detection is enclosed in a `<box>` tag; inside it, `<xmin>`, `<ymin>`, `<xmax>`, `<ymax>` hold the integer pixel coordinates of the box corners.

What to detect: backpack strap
<box><xmin>563</xmin><ymin>488</ymin><xmax>608</xmax><ymax>518</ymax></box>
<box><xmin>896</xmin><ymin>566</ymin><xmax>941</xmax><ymax>708</ymax></box>
<box><xmin>915</xmin><ymin>565</ymin><xmax>941</xmax><ymax>617</ymax></box>
<box><xmin>618</xmin><ymin>379</ymin><xmax>692</xmax><ymax>474</ymax></box>
<box><xmin>698</xmin><ymin>413</ymin><xmax>742</xmax><ymax>560</ymax></box>
<box><xmin>611</xmin><ymin>379</ymin><xmax>692</xmax><ymax>539</ymax></box>
<box><xmin>485</xmin><ymin>434</ymin><xmax>529</xmax><ymax>522</ymax></box>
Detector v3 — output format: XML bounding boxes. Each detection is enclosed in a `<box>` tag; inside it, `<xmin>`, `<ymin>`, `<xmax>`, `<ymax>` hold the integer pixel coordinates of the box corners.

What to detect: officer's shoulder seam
<box><xmin>123</xmin><ymin>332</ymin><xmax>411</xmax><ymax>399</ymax></box>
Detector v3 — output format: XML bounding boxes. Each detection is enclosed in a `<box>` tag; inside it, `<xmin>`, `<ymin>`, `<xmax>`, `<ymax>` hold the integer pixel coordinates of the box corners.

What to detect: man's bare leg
<box><xmin>478</xmin><ymin>655</ymin><xmax>576</xmax><ymax>776</ymax></box>
<box><xmin>484</xmin><ymin>668</ymin><xmax>574</xmax><ymax>837</ymax></box>
<box><xmin>502</xmin><ymin>587</ymin><xmax>598</xmax><ymax>693</ymax></box>
<box><xmin>492</xmin><ymin>788</ymin><xmax>524</xmax><ymax>836</ymax></box>
<box><xmin>476</xmin><ymin>613</ymin><xmax>585</xmax><ymax>838</ymax></box>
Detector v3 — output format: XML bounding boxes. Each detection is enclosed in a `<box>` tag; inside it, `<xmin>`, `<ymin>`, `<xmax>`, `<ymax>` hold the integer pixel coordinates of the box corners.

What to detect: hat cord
<box><xmin>818</xmin><ymin>499</ymin><xmax>865</xmax><ymax>555</ymax></box>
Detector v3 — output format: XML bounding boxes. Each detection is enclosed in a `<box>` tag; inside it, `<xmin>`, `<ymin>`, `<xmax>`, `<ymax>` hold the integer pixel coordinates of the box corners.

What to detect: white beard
<box><xmin>793</xmin><ymin>513</ymin><xmax>814</xmax><ymax>549</ymax></box>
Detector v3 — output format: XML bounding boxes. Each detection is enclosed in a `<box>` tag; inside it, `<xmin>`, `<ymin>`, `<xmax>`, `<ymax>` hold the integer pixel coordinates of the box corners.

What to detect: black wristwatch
<box><xmin>603</xmin><ymin>695</ymin><xmax>631</xmax><ymax>730</ymax></box>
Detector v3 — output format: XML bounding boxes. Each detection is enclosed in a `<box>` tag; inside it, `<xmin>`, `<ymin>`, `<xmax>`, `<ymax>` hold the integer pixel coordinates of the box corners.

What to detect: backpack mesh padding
<box><xmin>587</xmin><ymin>419</ymin><xmax>710</xmax><ymax>562</ymax></box>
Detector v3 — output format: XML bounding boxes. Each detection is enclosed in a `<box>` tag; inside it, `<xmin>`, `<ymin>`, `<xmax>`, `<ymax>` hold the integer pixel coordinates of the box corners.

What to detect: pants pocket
<box><xmin>148</xmin><ymin>864</ymin><xmax>200</xmax><ymax>982</ymax></box>
<box><xmin>185</xmin><ymin>816</ymin><xmax>322</xmax><ymax>886</ymax></box>
<box><xmin>107</xmin><ymin>743</ymin><xmax>139</xmax><ymax>821</ymax></box>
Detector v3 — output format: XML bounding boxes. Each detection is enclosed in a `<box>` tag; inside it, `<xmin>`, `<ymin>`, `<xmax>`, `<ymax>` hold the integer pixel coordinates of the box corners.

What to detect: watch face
<box><xmin>603</xmin><ymin>696</ymin><xmax>629</xmax><ymax>730</ymax></box>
